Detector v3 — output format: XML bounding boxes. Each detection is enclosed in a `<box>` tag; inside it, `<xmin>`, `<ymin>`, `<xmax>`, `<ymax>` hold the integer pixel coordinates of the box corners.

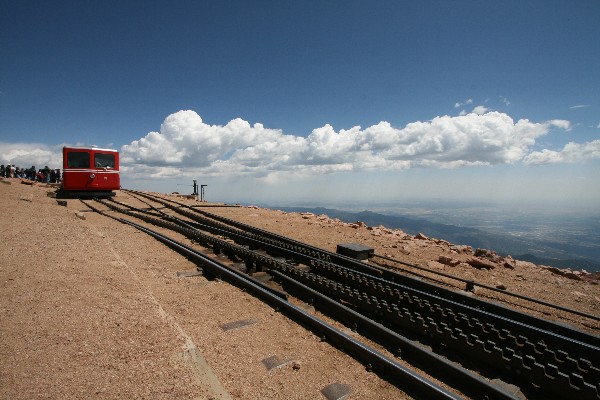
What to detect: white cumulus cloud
<box><xmin>454</xmin><ymin>98</ymin><xmax>473</xmax><ymax>108</ymax></box>
<box><xmin>523</xmin><ymin>140</ymin><xmax>600</xmax><ymax>165</ymax></box>
<box><xmin>119</xmin><ymin>110</ymin><xmax>573</xmax><ymax>179</ymax></box>
<box><xmin>1</xmin><ymin>110</ymin><xmax>585</xmax><ymax>182</ymax></box>
<box><xmin>547</xmin><ymin>119</ymin><xmax>572</xmax><ymax>131</ymax></box>
<box><xmin>0</xmin><ymin>142</ymin><xmax>62</xmax><ymax>169</ymax></box>
<box><xmin>472</xmin><ymin>105</ymin><xmax>489</xmax><ymax>115</ymax></box>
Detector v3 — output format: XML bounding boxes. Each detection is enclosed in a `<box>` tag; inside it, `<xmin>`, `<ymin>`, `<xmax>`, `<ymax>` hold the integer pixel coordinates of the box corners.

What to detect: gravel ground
<box><xmin>1</xmin><ymin>179</ymin><xmax>598</xmax><ymax>399</ymax></box>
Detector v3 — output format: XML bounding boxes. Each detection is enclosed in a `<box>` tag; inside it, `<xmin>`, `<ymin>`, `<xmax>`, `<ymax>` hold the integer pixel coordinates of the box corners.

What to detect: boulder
<box><xmin>438</xmin><ymin>255</ymin><xmax>461</xmax><ymax>267</ymax></box>
<box><xmin>514</xmin><ymin>260</ymin><xmax>537</xmax><ymax>269</ymax></box>
<box><xmin>466</xmin><ymin>256</ymin><xmax>497</xmax><ymax>270</ymax></box>
<box><xmin>503</xmin><ymin>255</ymin><xmax>516</xmax><ymax>269</ymax></box>
<box><xmin>450</xmin><ymin>245</ymin><xmax>474</xmax><ymax>254</ymax></box>
<box><xmin>398</xmin><ymin>246</ymin><xmax>411</xmax><ymax>255</ymax></box>
<box><xmin>474</xmin><ymin>248</ymin><xmax>504</xmax><ymax>262</ymax></box>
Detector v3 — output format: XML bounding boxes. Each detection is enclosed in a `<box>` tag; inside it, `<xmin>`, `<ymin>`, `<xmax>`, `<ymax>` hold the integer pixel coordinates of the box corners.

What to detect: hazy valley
<box><xmin>263</xmin><ymin>202</ymin><xmax>600</xmax><ymax>272</ymax></box>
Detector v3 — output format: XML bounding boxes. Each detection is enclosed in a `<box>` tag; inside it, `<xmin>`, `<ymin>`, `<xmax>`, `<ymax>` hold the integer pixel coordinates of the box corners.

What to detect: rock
<box><xmin>515</xmin><ymin>273</ymin><xmax>526</xmax><ymax>281</ymax></box>
<box><xmin>514</xmin><ymin>260</ymin><xmax>537</xmax><ymax>269</ymax></box>
<box><xmin>475</xmin><ymin>248</ymin><xmax>494</xmax><ymax>257</ymax></box>
<box><xmin>503</xmin><ymin>255</ymin><xmax>516</xmax><ymax>269</ymax></box>
<box><xmin>292</xmin><ymin>361</ymin><xmax>301</xmax><ymax>370</ymax></box>
<box><xmin>496</xmin><ymin>283</ymin><xmax>507</xmax><ymax>290</ymax></box>
<box><xmin>75</xmin><ymin>212</ymin><xmax>86</xmax><ymax>220</ymax></box>
<box><xmin>475</xmin><ymin>248</ymin><xmax>503</xmax><ymax>262</ymax></box>
<box><xmin>563</xmin><ymin>272</ymin><xmax>582</xmax><ymax>281</ymax></box>
<box><xmin>450</xmin><ymin>245</ymin><xmax>473</xmax><ymax>254</ymax></box>
<box><xmin>466</xmin><ymin>256</ymin><xmax>497</xmax><ymax>270</ymax></box>
<box><xmin>543</xmin><ymin>266</ymin><xmax>583</xmax><ymax>280</ymax></box>
<box><xmin>399</xmin><ymin>246</ymin><xmax>411</xmax><ymax>255</ymax></box>
<box><xmin>379</xmin><ymin>226</ymin><xmax>393</xmax><ymax>234</ymax></box>
<box><xmin>415</xmin><ymin>233</ymin><xmax>429</xmax><ymax>240</ymax></box>
<box><xmin>585</xmin><ymin>272</ymin><xmax>600</xmax><ymax>282</ymax></box>
<box><xmin>438</xmin><ymin>255</ymin><xmax>461</xmax><ymax>267</ymax></box>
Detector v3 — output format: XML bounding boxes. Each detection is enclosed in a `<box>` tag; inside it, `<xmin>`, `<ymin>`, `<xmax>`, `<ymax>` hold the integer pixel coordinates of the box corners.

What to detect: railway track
<box><xmin>82</xmin><ymin>190</ymin><xmax>600</xmax><ymax>400</ymax></box>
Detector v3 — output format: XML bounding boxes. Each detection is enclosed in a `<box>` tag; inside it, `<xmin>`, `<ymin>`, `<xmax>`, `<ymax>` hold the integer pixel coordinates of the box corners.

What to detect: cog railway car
<box><xmin>57</xmin><ymin>146</ymin><xmax>120</xmax><ymax>198</ymax></box>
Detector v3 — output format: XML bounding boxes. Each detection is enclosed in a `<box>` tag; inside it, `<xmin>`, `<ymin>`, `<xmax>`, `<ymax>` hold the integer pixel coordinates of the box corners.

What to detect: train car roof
<box><xmin>63</xmin><ymin>146</ymin><xmax>119</xmax><ymax>152</ymax></box>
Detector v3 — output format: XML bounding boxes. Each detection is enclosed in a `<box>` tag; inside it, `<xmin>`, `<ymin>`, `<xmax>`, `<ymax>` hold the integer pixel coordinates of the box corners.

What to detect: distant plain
<box><xmin>259</xmin><ymin>200</ymin><xmax>600</xmax><ymax>272</ymax></box>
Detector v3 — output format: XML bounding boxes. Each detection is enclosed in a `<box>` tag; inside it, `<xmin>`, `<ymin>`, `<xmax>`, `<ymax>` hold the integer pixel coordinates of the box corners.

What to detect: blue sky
<box><xmin>1</xmin><ymin>1</ymin><xmax>599</xmax><ymax>209</ymax></box>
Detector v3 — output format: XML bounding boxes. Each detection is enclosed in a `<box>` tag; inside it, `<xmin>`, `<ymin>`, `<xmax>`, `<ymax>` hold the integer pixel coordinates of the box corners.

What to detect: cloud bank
<box><xmin>524</xmin><ymin>140</ymin><xmax>600</xmax><ymax>165</ymax></box>
<box><xmin>1</xmin><ymin>110</ymin><xmax>596</xmax><ymax>183</ymax></box>
<box><xmin>0</xmin><ymin>142</ymin><xmax>62</xmax><ymax>169</ymax></box>
<box><xmin>120</xmin><ymin>110</ymin><xmax>577</xmax><ymax>179</ymax></box>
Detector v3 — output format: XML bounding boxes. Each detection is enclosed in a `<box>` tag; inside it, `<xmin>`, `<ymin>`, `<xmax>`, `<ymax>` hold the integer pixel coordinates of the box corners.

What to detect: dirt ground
<box><xmin>1</xmin><ymin>179</ymin><xmax>598</xmax><ymax>399</ymax></box>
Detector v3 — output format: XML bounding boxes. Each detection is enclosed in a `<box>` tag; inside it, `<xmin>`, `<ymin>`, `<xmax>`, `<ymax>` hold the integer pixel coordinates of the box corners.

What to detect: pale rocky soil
<box><xmin>1</xmin><ymin>179</ymin><xmax>598</xmax><ymax>399</ymax></box>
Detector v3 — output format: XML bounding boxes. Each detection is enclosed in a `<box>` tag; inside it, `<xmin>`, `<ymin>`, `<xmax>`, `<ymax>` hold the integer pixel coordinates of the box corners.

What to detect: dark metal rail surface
<box><xmin>82</xmin><ymin>200</ymin><xmax>463</xmax><ymax>400</ymax></box>
<box><xmin>125</xmin><ymin>191</ymin><xmax>600</xmax><ymax>345</ymax></box>
<box><xmin>127</xmin><ymin>191</ymin><xmax>600</xmax><ymax>340</ymax></box>
<box><xmin>90</xmin><ymin>197</ymin><xmax>523</xmax><ymax>400</ymax></box>
<box><xmin>98</xmin><ymin>192</ymin><xmax>600</xmax><ymax>400</ymax></box>
<box><xmin>372</xmin><ymin>253</ymin><xmax>600</xmax><ymax>323</ymax></box>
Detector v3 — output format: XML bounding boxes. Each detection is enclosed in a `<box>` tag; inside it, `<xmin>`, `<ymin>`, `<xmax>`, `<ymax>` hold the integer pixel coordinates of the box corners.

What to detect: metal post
<box><xmin>200</xmin><ymin>185</ymin><xmax>207</xmax><ymax>202</ymax></box>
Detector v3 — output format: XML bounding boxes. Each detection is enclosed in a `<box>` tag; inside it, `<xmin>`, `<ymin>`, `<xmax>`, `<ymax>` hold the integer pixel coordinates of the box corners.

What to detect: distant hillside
<box><xmin>277</xmin><ymin>206</ymin><xmax>600</xmax><ymax>272</ymax></box>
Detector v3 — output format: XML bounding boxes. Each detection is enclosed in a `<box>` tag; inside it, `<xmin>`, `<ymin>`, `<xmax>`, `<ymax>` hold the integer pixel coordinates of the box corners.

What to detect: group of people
<box><xmin>0</xmin><ymin>164</ymin><xmax>61</xmax><ymax>184</ymax></box>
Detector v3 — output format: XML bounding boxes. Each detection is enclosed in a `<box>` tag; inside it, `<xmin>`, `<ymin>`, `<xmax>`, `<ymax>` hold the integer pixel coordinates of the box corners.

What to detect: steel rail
<box><xmin>104</xmin><ymin>194</ymin><xmax>595</xmax><ymax>396</ymax></box>
<box><xmin>84</xmin><ymin>200</ymin><xmax>289</xmax><ymax>300</ymax></box>
<box><xmin>373</xmin><ymin>253</ymin><xmax>600</xmax><ymax>323</ymax></box>
<box><xmin>84</xmin><ymin>200</ymin><xmax>462</xmax><ymax>400</ymax></box>
<box><xmin>269</xmin><ymin>269</ymin><xmax>520</xmax><ymax>400</ymax></box>
<box><xmin>104</xmin><ymin>196</ymin><xmax>599</xmax><ymax>353</ymax></box>
<box><xmin>290</xmin><ymin>260</ymin><xmax>600</xmax><ymax>399</ymax></box>
<box><xmin>126</xmin><ymin>190</ymin><xmax>600</xmax><ymax>350</ymax></box>
<box><xmin>89</xmin><ymin>196</ymin><xmax>600</xmax><ymax>398</ymax></box>
<box><xmin>96</xmin><ymin>197</ymin><xmax>528</xmax><ymax>398</ymax></box>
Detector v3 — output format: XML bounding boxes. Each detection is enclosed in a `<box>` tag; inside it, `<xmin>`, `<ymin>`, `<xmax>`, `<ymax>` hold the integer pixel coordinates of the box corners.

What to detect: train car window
<box><xmin>94</xmin><ymin>153</ymin><xmax>115</xmax><ymax>169</ymax></box>
<box><xmin>67</xmin><ymin>152</ymin><xmax>90</xmax><ymax>168</ymax></box>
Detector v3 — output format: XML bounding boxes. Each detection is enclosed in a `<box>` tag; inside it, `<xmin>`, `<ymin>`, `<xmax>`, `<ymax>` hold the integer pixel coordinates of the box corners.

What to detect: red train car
<box><xmin>58</xmin><ymin>146</ymin><xmax>120</xmax><ymax>198</ymax></box>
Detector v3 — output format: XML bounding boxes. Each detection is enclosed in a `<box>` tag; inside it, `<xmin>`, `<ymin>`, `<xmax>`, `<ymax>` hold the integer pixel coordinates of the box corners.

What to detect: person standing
<box><xmin>43</xmin><ymin>166</ymin><xmax>51</xmax><ymax>183</ymax></box>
